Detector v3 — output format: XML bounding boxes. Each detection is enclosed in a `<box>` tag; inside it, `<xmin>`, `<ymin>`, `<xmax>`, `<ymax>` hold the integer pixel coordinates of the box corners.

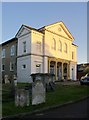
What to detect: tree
<box><xmin>84</xmin><ymin>66</ymin><xmax>89</xmax><ymax>74</ymax></box>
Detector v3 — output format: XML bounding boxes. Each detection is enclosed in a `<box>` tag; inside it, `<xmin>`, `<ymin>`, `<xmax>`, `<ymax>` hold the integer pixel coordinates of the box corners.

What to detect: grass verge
<box><xmin>2</xmin><ymin>83</ymin><xmax>89</xmax><ymax>117</ymax></box>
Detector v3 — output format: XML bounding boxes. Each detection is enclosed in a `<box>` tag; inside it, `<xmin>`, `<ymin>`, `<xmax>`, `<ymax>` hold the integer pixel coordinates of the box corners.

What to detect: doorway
<box><xmin>57</xmin><ymin>62</ymin><xmax>62</xmax><ymax>80</ymax></box>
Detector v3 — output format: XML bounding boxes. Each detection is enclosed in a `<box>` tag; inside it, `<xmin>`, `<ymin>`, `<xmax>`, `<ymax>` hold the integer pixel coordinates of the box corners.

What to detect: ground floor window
<box><xmin>2</xmin><ymin>64</ymin><xmax>5</xmax><ymax>71</ymax></box>
<box><xmin>22</xmin><ymin>64</ymin><xmax>26</xmax><ymax>69</ymax></box>
<box><xmin>36</xmin><ymin>64</ymin><xmax>41</xmax><ymax>73</ymax></box>
<box><xmin>10</xmin><ymin>62</ymin><xmax>14</xmax><ymax>71</ymax></box>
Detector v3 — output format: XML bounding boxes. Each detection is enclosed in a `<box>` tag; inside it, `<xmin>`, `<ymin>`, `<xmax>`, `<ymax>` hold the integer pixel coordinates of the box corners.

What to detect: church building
<box><xmin>16</xmin><ymin>21</ymin><xmax>78</xmax><ymax>83</ymax></box>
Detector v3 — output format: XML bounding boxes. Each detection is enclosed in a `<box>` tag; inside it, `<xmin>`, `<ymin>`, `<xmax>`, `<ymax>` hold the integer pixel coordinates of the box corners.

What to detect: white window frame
<box><xmin>10</xmin><ymin>45</ymin><xmax>15</xmax><ymax>56</ymax></box>
<box><xmin>36</xmin><ymin>64</ymin><xmax>41</xmax><ymax>73</ymax></box>
<box><xmin>22</xmin><ymin>64</ymin><xmax>27</xmax><ymax>69</ymax></box>
<box><xmin>2</xmin><ymin>49</ymin><xmax>6</xmax><ymax>58</ymax></box>
<box><xmin>10</xmin><ymin>62</ymin><xmax>14</xmax><ymax>71</ymax></box>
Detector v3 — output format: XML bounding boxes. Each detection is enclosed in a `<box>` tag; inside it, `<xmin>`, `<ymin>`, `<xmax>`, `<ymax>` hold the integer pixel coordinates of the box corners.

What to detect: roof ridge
<box><xmin>38</xmin><ymin>21</ymin><xmax>63</xmax><ymax>30</ymax></box>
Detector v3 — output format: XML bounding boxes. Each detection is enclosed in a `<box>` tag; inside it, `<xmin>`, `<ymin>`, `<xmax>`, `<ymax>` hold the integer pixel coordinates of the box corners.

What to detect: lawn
<box><xmin>2</xmin><ymin>83</ymin><xmax>89</xmax><ymax>117</ymax></box>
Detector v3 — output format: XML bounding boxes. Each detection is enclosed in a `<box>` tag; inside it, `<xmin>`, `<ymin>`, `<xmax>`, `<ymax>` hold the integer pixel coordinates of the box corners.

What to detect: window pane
<box><xmin>10</xmin><ymin>62</ymin><xmax>14</xmax><ymax>71</ymax></box>
<box><xmin>59</xmin><ymin>40</ymin><xmax>62</xmax><ymax>51</ymax></box>
<box><xmin>52</xmin><ymin>38</ymin><xmax>56</xmax><ymax>50</ymax></box>
<box><xmin>22</xmin><ymin>64</ymin><xmax>26</xmax><ymax>69</ymax></box>
<box><xmin>72</xmin><ymin>52</ymin><xmax>74</xmax><ymax>59</ymax></box>
<box><xmin>2</xmin><ymin>64</ymin><xmax>5</xmax><ymax>71</ymax></box>
<box><xmin>11</xmin><ymin>45</ymin><xmax>15</xmax><ymax>56</ymax></box>
<box><xmin>2</xmin><ymin>49</ymin><xmax>5</xmax><ymax>58</ymax></box>
<box><xmin>36</xmin><ymin>42</ymin><xmax>41</xmax><ymax>52</ymax></box>
<box><xmin>36</xmin><ymin>64</ymin><xmax>41</xmax><ymax>73</ymax></box>
<box><xmin>23</xmin><ymin>41</ymin><xmax>26</xmax><ymax>53</ymax></box>
<box><xmin>64</xmin><ymin>43</ymin><xmax>67</xmax><ymax>53</ymax></box>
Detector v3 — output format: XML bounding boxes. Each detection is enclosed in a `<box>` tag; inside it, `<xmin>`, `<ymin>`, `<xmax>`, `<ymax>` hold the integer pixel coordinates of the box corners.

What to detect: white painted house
<box><xmin>16</xmin><ymin>21</ymin><xmax>78</xmax><ymax>83</ymax></box>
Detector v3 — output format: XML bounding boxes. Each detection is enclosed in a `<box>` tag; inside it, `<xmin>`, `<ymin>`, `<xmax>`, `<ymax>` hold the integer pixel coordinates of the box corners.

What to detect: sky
<box><xmin>1</xmin><ymin>2</ymin><xmax>87</xmax><ymax>64</ymax></box>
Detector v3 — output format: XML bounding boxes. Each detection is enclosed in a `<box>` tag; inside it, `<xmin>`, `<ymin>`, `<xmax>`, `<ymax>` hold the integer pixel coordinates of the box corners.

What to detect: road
<box><xmin>2</xmin><ymin>97</ymin><xmax>89</xmax><ymax>119</ymax></box>
<box><xmin>24</xmin><ymin>97</ymin><xmax>89</xmax><ymax>119</ymax></box>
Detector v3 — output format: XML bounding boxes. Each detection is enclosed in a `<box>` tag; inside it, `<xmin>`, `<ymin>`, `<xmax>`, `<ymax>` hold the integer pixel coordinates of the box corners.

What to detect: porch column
<box><xmin>55</xmin><ymin>61</ymin><xmax>57</xmax><ymax>80</ymax></box>
<box><xmin>48</xmin><ymin>59</ymin><xmax>50</xmax><ymax>73</ymax></box>
<box><xmin>62</xmin><ymin>62</ymin><xmax>64</xmax><ymax>79</ymax></box>
<box><xmin>68</xmin><ymin>63</ymin><xmax>70</xmax><ymax>80</ymax></box>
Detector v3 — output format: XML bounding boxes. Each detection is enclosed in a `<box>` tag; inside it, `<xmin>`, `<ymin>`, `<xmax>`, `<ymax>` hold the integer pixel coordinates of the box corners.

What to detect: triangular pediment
<box><xmin>15</xmin><ymin>25</ymin><xmax>31</xmax><ymax>38</ymax></box>
<box><xmin>45</xmin><ymin>21</ymin><xmax>74</xmax><ymax>41</ymax></box>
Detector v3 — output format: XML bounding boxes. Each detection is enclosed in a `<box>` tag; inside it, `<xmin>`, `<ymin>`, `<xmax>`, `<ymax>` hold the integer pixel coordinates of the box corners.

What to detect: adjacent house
<box><xmin>16</xmin><ymin>21</ymin><xmax>78</xmax><ymax>83</ymax></box>
<box><xmin>0</xmin><ymin>44</ymin><xmax>2</xmax><ymax>83</ymax></box>
<box><xmin>1</xmin><ymin>38</ymin><xmax>17</xmax><ymax>83</ymax></box>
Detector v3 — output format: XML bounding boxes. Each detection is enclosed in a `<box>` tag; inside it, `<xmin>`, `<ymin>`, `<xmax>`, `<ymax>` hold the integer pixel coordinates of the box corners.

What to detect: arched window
<box><xmin>59</xmin><ymin>40</ymin><xmax>62</xmax><ymax>52</ymax></box>
<box><xmin>52</xmin><ymin>38</ymin><xmax>56</xmax><ymax>50</ymax></box>
<box><xmin>72</xmin><ymin>51</ymin><xmax>74</xmax><ymax>59</ymax></box>
<box><xmin>64</xmin><ymin>43</ymin><xmax>67</xmax><ymax>53</ymax></box>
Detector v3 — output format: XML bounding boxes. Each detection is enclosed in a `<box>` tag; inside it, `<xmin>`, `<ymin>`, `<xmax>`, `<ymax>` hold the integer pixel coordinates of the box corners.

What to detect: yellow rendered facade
<box><xmin>43</xmin><ymin>22</ymin><xmax>77</xmax><ymax>63</ymax></box>
<box><xmin>40</xmin><ymin>21</ymin><xmax>78</xmax><ymax>80</ymax></box>
<box><xmin>17</xmin><ymin>21</ymin><xmax>78</xmax><ymax>82</ymax></box>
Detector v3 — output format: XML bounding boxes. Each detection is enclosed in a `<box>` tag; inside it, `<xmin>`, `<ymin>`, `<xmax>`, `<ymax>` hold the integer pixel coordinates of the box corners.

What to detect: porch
<box><xmin>48</xmin><ymin>57</ymin><xmax>70</xmax><ymax>81</ymax></box>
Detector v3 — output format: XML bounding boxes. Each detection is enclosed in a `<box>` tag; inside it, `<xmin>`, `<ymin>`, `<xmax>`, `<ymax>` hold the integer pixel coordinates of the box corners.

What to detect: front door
<box><xmin>50</xmin><ymin>65</ymin><xmax>55</xmax><ymax>74</ymax></box>
<box><xmin>57</xmin><ymin>66</ymin><xmax>62</xmax><ymax>80</ymax></box>
<box><xmin>50</xmin><ymin>61</ymin><xmax>55</xmax><ymax>74</ymax></box>
<box><xmin>63</xmin><ymin>63</ymin><xmax>67</xmax><ymax>79</ymax></box>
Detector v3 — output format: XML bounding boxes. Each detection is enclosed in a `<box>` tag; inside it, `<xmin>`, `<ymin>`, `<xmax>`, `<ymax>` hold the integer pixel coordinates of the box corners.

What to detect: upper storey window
<box><xmin>23</xmin><ymin>41</ymin><xmax>26</xmax><ymax>53</ymax></box>
<box><xmin>58</xmin><ymin>40</ymin><xmax>62</xmax><ymax>52</ymax></box>
<box><xmin>64</xmin><ymin>43</ymin><xmax>67</xmax><ymax>53</ymax></box>
<box><xmin>72</xmin><ymin>51</ymin><xmax>74</xmax><ymax>59</ymax></box>
<box><xmin>36</xmin><ymin>41</ymin><xmax>41</xmax><ymax>52</ymax></box>
<box><xmin>10</xmin><ymin>45</ymin><xmax>15</xmax><ymax>56</ymax></box>
<box><xmin>2</xmin><ymin>49</ymin><xmax>6</xmax><ymax>58</ymax></box>
<box><xmin>52</xmin><ymin>38</ymin><xmax>56</xmax><ymax>50</ymax></box>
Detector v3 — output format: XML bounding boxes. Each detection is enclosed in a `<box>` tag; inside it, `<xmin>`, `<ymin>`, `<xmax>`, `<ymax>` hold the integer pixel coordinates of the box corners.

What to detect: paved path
<box><xmin>55</xmin><ymin>80</ymin><xmax>80</xmax><ymax>86</ymax></box>
<box><xmin>23</xmin><ymin>97</ymin><xmax>89</xmax><ymax>119</ymax></box>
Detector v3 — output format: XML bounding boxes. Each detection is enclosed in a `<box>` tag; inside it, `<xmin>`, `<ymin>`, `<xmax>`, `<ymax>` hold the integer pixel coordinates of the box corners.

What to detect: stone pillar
<box><xmin>43</xmin><ymin>57</ymin><xmax>48</xmax><ymax>73</ymax></box>
<box><xmin>62</xmin><ymin>63</ymin><xmax>64</xmax><ymax>80</ymax></box>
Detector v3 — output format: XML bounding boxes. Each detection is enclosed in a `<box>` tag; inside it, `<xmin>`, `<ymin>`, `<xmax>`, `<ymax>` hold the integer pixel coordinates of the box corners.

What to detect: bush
<box><xmin>84</xmin><ymin>66</ymin><xmax>89</xmax><ymax>74</ymax></box>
